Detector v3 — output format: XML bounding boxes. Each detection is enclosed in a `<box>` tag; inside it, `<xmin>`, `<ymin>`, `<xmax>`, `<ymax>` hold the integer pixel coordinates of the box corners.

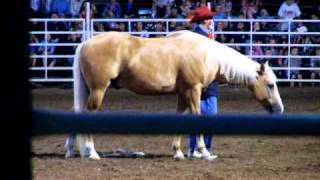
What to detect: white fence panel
<box><xmin>29</xmin><ymin>18</ymin><xmax>320</xmax><ymax>83</ymax></box>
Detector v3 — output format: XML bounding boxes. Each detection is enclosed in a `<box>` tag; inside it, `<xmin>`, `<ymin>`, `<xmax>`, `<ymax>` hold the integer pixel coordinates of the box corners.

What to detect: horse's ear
<box><xmin>257</xmin><ymin>60</ymin><xmax>269</xmax><ymax>75</ymax></box>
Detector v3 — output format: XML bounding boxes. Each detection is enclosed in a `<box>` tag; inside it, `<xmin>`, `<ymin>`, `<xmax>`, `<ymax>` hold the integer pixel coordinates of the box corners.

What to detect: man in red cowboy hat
<box><xmin>188</xmin><ymin>6</ymin><xmax>219</xmax><ymax>161</ymax></box>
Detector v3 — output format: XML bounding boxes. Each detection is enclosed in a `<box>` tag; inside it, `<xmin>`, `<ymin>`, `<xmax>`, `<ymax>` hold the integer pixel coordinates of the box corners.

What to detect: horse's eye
<box><xmin>268</xmin><ymin>84</ymin><xmax>274</xmax><ymax>89</ymax></box>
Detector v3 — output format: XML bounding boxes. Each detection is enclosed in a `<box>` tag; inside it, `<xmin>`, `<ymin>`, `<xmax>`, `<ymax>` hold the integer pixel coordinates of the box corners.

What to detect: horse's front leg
<box><xmin>186</xmin><ymin>85</ymin><xmax>212</xmax><ymax>160</ymax></box>
<box><xmin>172</xmin><ymin>94</ymin><xmax>188</xmax><ymax>160</ymax></box>
<box><xmin>65</xmin><ymin>134</ymin><xmax>76</xmax><ymax>158</ymax></box>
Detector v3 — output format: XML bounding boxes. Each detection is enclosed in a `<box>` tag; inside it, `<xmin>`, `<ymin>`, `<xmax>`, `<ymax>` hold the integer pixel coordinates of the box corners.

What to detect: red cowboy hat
<box><xmin>189</xmin><ymin>7</ymin><xmax>217</xmax><ymax>23</ymax></box>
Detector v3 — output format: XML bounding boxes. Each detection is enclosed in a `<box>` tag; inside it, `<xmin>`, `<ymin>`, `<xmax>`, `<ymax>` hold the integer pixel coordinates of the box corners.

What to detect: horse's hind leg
<box><xmin>78</xmin><ymin>84</ymin><xmax>110</xmax><ymax>160</ymax></box>
<box><xmin>65</xmin><ymin>134</ymin><xmax>76</xmax><ymax>158</ymax></box>
<box><xmin>172</xmin><ymin>94</ymin><xmax>188</xmax><ymax>160</ymax></box>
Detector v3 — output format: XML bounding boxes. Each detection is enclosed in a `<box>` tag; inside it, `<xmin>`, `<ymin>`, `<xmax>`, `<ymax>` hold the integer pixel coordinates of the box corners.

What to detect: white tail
<box><xmin>73</xmin><ymin>42</ymin><xmax>88</xmax><ymax>112</ymax></box>
<box><xmin>71</xmin><ymin>42</ymin><xmax>100</xmax><ymax>160</ymax></box>
<box><xmin>65</xmin><ymin>42</ymin><xmax>87</xmax><ymax>158</ymax></box>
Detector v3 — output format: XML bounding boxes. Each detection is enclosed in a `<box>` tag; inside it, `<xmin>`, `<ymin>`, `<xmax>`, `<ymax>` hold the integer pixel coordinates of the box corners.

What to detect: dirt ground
<box><xmin>32</xmin><ymin>86</ymin><xmax>320</xmax><ymax>180</ymax></box>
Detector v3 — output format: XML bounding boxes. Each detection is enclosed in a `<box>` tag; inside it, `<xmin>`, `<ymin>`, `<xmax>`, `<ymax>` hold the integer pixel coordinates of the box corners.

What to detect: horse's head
<box><xmin>250</xmin><ymin>61</ymin><xmax>284</xmax><ymax>114</ymax></box>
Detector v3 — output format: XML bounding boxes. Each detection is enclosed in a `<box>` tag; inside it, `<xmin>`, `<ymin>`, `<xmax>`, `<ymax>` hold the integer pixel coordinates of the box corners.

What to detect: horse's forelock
<box><xmin>265</xmin><ymin>65</ymin><xmax>277</xmax><ymax>83</ymax></box>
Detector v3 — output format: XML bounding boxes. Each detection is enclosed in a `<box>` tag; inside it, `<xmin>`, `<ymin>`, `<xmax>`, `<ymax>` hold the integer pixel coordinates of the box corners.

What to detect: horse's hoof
<box><xmin>173</xmin><ymin>151</ymin><xmax>185</xmax><ymax>161</ymax></box>
<box><xmin>65</xmin><ymin>150</ymin><xmax>75</xmax><ymax>158</ymax></box>
<box><xmin>88</xmin><ymin>152</ymin><xmax>101</xmax><ymax>160</ymax></box>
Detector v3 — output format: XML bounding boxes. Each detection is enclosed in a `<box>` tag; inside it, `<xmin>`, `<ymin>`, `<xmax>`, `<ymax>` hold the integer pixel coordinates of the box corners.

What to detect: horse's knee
<box><xmin>87</xmin><ymin>90</ymin><xmax>105</xmax><ymax>111</ymax></box>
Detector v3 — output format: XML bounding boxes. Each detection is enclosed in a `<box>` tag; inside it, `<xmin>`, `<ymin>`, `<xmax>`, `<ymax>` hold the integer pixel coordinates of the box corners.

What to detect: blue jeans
<box><xmin>189</xmin><ymin>96</ymin><xmax>218</xmax><ymax>153</ymax></box>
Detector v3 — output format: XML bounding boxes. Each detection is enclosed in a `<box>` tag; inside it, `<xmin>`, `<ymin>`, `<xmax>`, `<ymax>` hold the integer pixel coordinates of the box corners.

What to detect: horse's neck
<box><xmin>216</xmin><ymin>51</ymin><xmax>259</xmax><ymax>87</ymax></box>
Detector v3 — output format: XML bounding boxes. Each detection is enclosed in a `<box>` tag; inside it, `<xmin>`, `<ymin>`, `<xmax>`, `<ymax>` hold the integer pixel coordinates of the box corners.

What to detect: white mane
<box><xmin>211</xmin><ymin>41</ymin><xmax>278</xmax><ymax>86</ymax></box>
<box><xmin>168</xmin><ymin>31</ymin><xmax>277</xmax><ymax>86</ymax></box>
<box><xmin>210</xmin><ymin>40</ymin><xmax>260</xmax><ymax>86</ymax></box>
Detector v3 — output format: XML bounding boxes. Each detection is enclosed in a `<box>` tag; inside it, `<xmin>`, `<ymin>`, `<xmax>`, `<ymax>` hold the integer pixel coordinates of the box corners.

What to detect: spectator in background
<box><xmin>168</xmin><ymin>7</ymin><xmax>183</xmax><ymax>31</ymax></box>
<box><xmin>97</xmin><ymin>23</ymin><xmax>106</xmax><ymax>32</ymax></box>
<box><xmin>195</xmin><ymin>0</ymin><xmax>207</xmax><ymax>8</ymax></box>
<box><xmin>80</xmin><ymin>2</ymin><xmax>98</xmax><ymax>19</ymax></box>
<box><xmin>285</xmin><ymin>47</ymin><xmax>303</xmax><ymax>87</ymax></box>
<box><xmin>65</xmin><ymin>34</ymin><xmax>81</xmax><ymax>66</ymax></box>
<box><xmin>45</xmin><ymin>0</ymin><xmax>53</xmax><ymax>16</ymax></box>
<box><xmin>278</xmin><ymin>0</ymin><xmax>301</xmax><ymax>31</ymax></box>
<box><xmin>37</xmin><ymin>34</ymin><xmax>57</xmax><ymax>67</ymax></box>
<box><xmin>301</xmin><ymin>35</ymin><xmax>314</xmax><ymax>57</ymax></box>
<box><xmin>122</xmin><ymin>0</ymin><xmax>138</xmax><ymax>18</ymax></box>
<box><xmin>230</xmin><ymin>22</ymin><xmax>249</xmax><ymax>54</ymax></box>
<box><xmin>252</xmin><ymin>22</ymin><xmax>266</xmax><ymax>42</ymax></box>
<box><xmin>251</xmin><ymin>40</ymin><xmax>264</xmax><ymax>62</ymax></box>
<box><xmin>309</xmin><ymin>14</ymin><xmax>320</xmax><ymax>32</ymax></box>
<box><xmin>168</xmin><ymin>7</ymin><xmax>183</xmax><ymax>19</ymax></box>
<box><xmin>296</xmin><ymin>22</ymin><xmax>308</xmax><ymax>33</ymax></box>
<box><xmin>309</xmin><ymin>16</ymin><xmax>320</xmax><ymax>45</ymax></box>
<box><xmin>292</xmin><ymin>34</ymin><xmax>303</xmax><ymax>45</ymax></box>
<box><xmin>213</xmin><ymin>3</ymin><xmax>226</xmax><ymax>19</ymax></box>
<box><xmin>30</xmin><ymin>0</ymin><xmax>45</xmax><ymax>18</ymax></box>
<box><xmin>151</xmin><ymin>22</ymin><xmax>165</xmax><ymax>37</ymax></box>
<box><xmin>238</xmin><ymin>12</ymin><xmax>246</xmax><ymax>19</ymax></box>
<box><xmin>310</xmin><ymin>48</ymin><xmax>320</xmax><ymax>85</ymax></box>
<box><xmin>256</xmin><ymin>8</ymin><xmax>273</xmax><ymax>19</ymax></box>
<box><xmin>268</xmin><ymin>37</ymin><xmax>280</xmax><ymax>55</ymax></box>
<box><xmin>118</xmin><ymin>22</ymin><xmax>127</xmax><ymax>32</ymax></box>
<box><xmin>241</xmin><ymin>0</ymin><xmax>258</xmax><ymax>19</ymax></box>
<box><xmin>102</xmin><ymin>0</ymin><xmax>122</xmax><ymax>18</ymax></box>
<box><xmin>179</xmin><ymin>0</ymin><xmax>193</xmax><ymax>18</ymax></box>
<box><xmin>70</xmin><ymin>0</ymin><xmax>84</xmax><ymax>18</ymax></box>
<box><xmin>255</xmin><ymin>8</ymin><xmax>275</xmax><ymax>32</ymax></box>
<box><xmin>225</xmin><ymin>0</ymin><xmax>233</xmax><ymax>18</ymax></box>
<box><xmin>48</xmin><ymin>13</ymin><xmax>68</xmax><ymax>44</ymax></box>
<box><xmin>134</xmin><ymin>22</ymin><xmax>150</xmax><ymax>38</ymax></box>
<box><xmin>265</xmin><ymin>47</ymin><xmax>279</xmax><ymax>67</ymax></box>
<box><xmin>265</xmin><ymin>47</ymin><xmax>287</xmax><ymax>80</ymax></box>
<box><xmin>215</xmin><ymin>22</ymin><xmax>228</xmax><ymax>43</ymax></box>
<box><xmin>51</xmin><ymin>0</ymin><xmax>70</xmax><ymax>16</ymax></box>
<box><xmin>30</xmin><ymin>35</ymin><xmax>40</xmax><ymax>67</ymax></box>
<box><xmin>152</xmin><ymin>0</ymin><xmax>173</xmax><ymax>18</ymax></box>
<box><xmin>277</xmin><ymin>38</ymin><xmax>288</xmax><ymax>75</ymax></box>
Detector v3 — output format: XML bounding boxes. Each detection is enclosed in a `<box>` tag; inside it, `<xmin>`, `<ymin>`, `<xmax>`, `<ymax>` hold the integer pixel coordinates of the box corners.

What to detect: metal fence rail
<box><xmin>33</xmin><ymin>109</ymin><xmax>320</xmax><ymax>136</ymax></box>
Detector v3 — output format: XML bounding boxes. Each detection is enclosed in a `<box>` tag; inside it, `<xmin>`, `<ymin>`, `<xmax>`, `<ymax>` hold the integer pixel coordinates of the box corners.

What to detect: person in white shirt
<box><xmin>278</xmin><ymin>0</ymin><xmax>301</xmax><ymax>31</ymax></box>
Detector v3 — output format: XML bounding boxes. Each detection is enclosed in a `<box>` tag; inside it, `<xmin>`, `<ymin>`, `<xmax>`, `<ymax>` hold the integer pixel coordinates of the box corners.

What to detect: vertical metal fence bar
<box><xmin>82</xmin><ymin>19</ymin><xmax>86</xmax><ymax>42</ymax></box>
<box><xmin>90</xmin><ymin>19</ymin><xmax>94</xmax><ymax>38</ymax></box>
<box><xmin>249</xmin><ymin>19</ymin><xmax>253</xmax><ymax>59</ymax></box>
<box><xmin>288</xmin><ymin>20</ymin><xmax>291</xmax><ymax>80</ymax></box>
<box><xmin>44</xmin><ymin>20</ymin><xmax>48</xmax><ymax>80</ymax></box>
<box><xmin>86</xmin><ymin>2</ymin><xmax>90</xmax><ymax>40</ymax></box>
<box><xmin>166</xmin><ymin>20</ymin><xmax>169</xmax><ymax>34</ymax></box>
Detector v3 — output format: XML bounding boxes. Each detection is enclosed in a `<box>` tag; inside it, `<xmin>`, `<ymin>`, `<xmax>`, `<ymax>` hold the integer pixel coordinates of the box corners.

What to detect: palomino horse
<box><xmin>64</xmin><ymin>30</ymin><xmax>284</xmax><ymax>160</ymax></box>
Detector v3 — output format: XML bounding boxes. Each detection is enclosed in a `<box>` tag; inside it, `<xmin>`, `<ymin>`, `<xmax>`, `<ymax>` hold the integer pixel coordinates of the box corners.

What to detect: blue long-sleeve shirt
<box><xmin>51</xmin><ymin>0</ymin><xmax>70</xmax><ymax>15</ymax></box>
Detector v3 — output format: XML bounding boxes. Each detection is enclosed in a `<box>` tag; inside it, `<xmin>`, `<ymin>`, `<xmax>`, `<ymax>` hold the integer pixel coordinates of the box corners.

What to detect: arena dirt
<box><xmin>32</xmin><ymin>86</ymin><xmax>320</xmax><ymax>180</ymax></box>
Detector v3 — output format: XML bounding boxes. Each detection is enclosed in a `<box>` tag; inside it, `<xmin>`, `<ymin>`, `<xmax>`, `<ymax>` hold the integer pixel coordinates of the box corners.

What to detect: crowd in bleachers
<box><xmin>29</xmin><ymin>0</ymin><xmax>320</xmax><ymax>86</ymax></box>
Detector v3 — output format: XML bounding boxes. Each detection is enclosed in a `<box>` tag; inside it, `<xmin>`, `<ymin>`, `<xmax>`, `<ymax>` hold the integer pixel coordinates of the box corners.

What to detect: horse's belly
<box><xmin>116</xmin><ymin>74</ymin><xmax>177</xmax><ymax>95</ymax></box>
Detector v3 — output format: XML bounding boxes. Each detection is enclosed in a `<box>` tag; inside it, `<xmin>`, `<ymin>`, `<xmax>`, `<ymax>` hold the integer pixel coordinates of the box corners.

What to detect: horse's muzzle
<box><xmin>269</xmin><ymin>104</ymin><xmax>284</xmax><ymax>114</ymax></box>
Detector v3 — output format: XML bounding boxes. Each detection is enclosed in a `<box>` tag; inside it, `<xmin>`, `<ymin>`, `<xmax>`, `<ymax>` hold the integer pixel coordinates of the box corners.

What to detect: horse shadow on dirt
<box><xmin>31</xmin><ymin>149</ymin><xmax>172</xmax><ymax>159</ymax></box>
